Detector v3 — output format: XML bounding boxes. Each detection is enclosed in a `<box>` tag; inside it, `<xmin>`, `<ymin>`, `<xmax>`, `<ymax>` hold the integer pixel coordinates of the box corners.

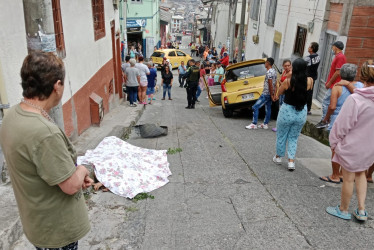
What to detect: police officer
<box><xmin>183</xmin><ymin>59</ymin><xmax>200</xmax><ymax>109</ymax></box>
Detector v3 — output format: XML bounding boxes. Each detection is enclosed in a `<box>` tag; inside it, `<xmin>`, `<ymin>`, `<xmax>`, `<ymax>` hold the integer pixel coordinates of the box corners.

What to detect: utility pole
<box><xmin>229</xmin><ymin>0</ymin><xmax>238</xmax><ymax>62</ymax></box>
<box><xmin>237</xmin><ymin>0</ymin><xmax>246</xmax><ymax>62</ymax></box>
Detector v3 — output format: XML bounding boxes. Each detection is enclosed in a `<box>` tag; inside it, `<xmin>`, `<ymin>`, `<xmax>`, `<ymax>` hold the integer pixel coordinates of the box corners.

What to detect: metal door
<box><xmin>316</xmin><ymin>33</ymin><xmax>336</xmax><ymax>102</ymax></box>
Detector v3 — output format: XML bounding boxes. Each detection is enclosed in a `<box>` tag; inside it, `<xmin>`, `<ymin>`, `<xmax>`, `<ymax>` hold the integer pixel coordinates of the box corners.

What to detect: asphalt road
<box><xmin>97</xmin><ymin>75</ymin><xmax>373</xmax><ymax>249</ymax></box>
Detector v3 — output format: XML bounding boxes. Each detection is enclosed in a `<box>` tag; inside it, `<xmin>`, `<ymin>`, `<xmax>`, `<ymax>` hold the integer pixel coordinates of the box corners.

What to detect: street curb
<box><xmin>301</xmin><ymin>120</ymin><xmax>329</xmax><ymax>146</ymax></box>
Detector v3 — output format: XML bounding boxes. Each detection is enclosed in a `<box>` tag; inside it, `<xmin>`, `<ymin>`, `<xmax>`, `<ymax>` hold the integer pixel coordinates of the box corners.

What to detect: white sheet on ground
<box><xmin>77</xmin><ymin>136</ymin><xmax>171</xmax><ymax>199</ymax></box>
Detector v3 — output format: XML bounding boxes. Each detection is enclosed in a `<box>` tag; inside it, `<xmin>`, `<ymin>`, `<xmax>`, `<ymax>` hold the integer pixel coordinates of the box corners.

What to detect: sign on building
<box><xmin>126</xmin><ymin>19</ymin><xmax>147</xmax><ymax>28</ymax></box>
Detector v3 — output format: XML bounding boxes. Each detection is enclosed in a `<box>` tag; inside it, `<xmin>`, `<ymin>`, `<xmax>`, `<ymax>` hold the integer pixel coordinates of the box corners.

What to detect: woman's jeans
<box><xmin>276</xmin><ymin>103</ymin><xmax>307</xmax><ymax>159</ymax></box>
<box><xmin>127</xmin><ymin>86</ymin><xmax>138</xmax><ymax>104</ymax></box>
<box><xmin>163</xmin><ymin>84</ymin><xmax>171</xmax><ymax>98</ymax></box>
<box><xmin>196</xmin><ymin>86</ymin><xmax>202</xmax><ymax>99</ymax></box>
<box><xmin>252</xmin><ymin>94</ymin><xmax>272</xmax><ymax>125</ymax></box>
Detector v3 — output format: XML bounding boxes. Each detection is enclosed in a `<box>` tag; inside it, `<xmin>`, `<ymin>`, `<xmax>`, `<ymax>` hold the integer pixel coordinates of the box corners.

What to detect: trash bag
<box><xmin>134</xmin><ymin>124</ymin><xmax>168</xmax><ymax>138</ymax></box>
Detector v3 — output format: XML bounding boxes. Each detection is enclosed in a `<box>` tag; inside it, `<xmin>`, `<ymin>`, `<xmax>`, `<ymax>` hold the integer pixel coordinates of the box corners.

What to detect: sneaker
<box><xmin>185</xmin><ymin>106</ymin><xmax>191</xmax><ymax>109</ymax></box>
<box><xmin>161</xmin><ymin>98</ymin><xmax>165</xmax><ymax>100</ymax></box>
<box><xmin>315</xmin><ymin>121</ymin><xmax>328</xmax><ymax>129</ymax></box>
<box><xmin>169</xmin><ymin>98</ymin><xmax>173</xmax><ymax>100</ymax></box>
<box><xmin>272</xmin><ymin>127</ymin><xmax>277</xmax><ymax>132</ymax></box>
<box><xmin>245</xmin><ymin>123</ymin><xmax>257</xmax><ymax>130</ymax></box>
<box><xmin>288</xmin><ymin>161</ymin><xmax>295</xmax><ymax>171</ymax></box>
<box><xmin>273</xmin><ymin>155</ymin><xmax>282</xmax><ymax>165</ymax></box>
<box><xmin>259</xmin><ymin>123</ymin><xmax>268</xmax><ymax>129</ymax></box>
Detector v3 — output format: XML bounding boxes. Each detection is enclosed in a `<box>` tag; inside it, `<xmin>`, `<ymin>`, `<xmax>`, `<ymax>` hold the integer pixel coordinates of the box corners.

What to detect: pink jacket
<box><xmin>330</xmin><ymin>86</ymin><xmax>374</xmax><ymax>172</ymax></box>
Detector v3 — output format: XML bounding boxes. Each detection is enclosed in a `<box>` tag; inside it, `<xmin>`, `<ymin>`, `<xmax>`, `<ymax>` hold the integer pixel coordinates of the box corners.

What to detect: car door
<box><xmin>201</xmin><ymin>74</ymin><xmax>222</xmax><ymax>107</ymax></box>
<box><xmin>168</xmin><ymin>50</ymin><xmax>178</xmax><ymax>69</ymax></box>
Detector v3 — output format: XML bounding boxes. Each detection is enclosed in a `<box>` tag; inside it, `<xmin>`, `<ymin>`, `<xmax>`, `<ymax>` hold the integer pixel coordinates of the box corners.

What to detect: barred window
<box><xmin>52</xmin><ymin>0</ymin><xmax>65</xmax><ymax>57</ymax></box>
<box><xmin>250</xmin><ymin>0</ymin><xmax>260</xmax><ymax>21</ymax></box>
<box><xmin>92</xmin><ymin>0</ymin><xmax>105</xmax><ymax>41</ymax></box>
<box><xmin>265</xmin><ymin>0</ymin><xmax>277</xmax><ymax>26</ymax></box>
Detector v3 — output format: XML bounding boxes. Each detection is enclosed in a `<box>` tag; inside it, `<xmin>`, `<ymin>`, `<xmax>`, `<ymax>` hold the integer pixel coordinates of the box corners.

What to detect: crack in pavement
<box><xmin>229</xmin><ymin>197</ymin><xmax>247</xmax><ymax>233</ymax></box>
<box><xmin>201</xmin><ymin>106</ymin><xmax>313</xmax><ymax>247</ymax></box>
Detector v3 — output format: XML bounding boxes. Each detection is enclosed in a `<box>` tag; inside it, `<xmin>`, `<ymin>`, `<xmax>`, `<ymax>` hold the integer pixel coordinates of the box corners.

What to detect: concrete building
<box><xmin>171</xmin><ymin>15</ymin><xmax>184</xmax><ymax>33</ymax></box>
<box><xmin>245</xmin><ymin>0</ymin><xmax>328</xmax><ymax>68</ymax></box>
<box><xmin>0</xmin><ymin>0</ymin><xmax>122</xmax><ymax>140</ymax></box>
<box><xmin>126</xmin><ymin>0</ymin><xmax>161</xmax><ymax>58</ymax></box>
<box><xmin>209</xmin><ymin>0</ymin><xmax>248</xmax><ymax>55</ymax></box>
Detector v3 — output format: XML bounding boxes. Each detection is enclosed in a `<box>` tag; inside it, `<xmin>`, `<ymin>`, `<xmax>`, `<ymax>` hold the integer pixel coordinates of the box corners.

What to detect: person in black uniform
<box><xmin>304</xmin><ymin>42</ymin><xmax>320</xmax><ymax>115</ymax></box>
<box><xmin>183</xmin><ymin>59</ymin><xmax>200</xmax><ymax>109</ymax></box>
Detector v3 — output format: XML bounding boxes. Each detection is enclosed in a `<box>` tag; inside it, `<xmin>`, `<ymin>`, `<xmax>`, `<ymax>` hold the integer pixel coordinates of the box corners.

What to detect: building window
<box><xmin>52</xmin><ymin>0</ymin><xmax>65</xmax><ymax>57</ymax></box>
<box><xmin>293</xmin><ymin>26</ymin><xmax>307</xmax><ymax>57</ymax></box>
<box><xmin>92</xmin><ymin>0</ymin><xmax>105</xmax><ymax>41</ymax></box>
<box><xmin>131</xmin><ymin>0</ymin><xmax>142</xmax><ymax>3</ymax></box>
<box><xmin>265</xmin><ymin>0</ymin><xmax>277</xmax><ymax>26</ymax></box>
<box><xmin>250</xmin><ymin>0</ymin><xmax>260</xmax><ymax>21</ymax></box>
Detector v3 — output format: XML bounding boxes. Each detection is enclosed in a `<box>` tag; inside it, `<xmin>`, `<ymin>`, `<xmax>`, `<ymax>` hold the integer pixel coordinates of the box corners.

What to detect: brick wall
<box><xmin>327</xmin><ymin>3</ymin><xmax>343</xmax><ymax>32</ymax></box>
<box><xmin>346</xmin><ymin>6</ymin><xmax>374</xmax><ymax>77</ymax></box>
<box><xmin>63</xmin><ymin>59</ymin><xmax>114</xmax><ymax>137</ymax></box>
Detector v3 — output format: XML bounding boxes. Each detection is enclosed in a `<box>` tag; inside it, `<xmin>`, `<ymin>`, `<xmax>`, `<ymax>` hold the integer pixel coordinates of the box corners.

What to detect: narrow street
<box><xmin>74</xmin><ymin>72</ymin><xmax>373</xmax><ymax>249</ymax></box>
<box><xmin>76</xmin><ymin>36</ymin><xmax>374</xmax><ymax>250</ymax></box>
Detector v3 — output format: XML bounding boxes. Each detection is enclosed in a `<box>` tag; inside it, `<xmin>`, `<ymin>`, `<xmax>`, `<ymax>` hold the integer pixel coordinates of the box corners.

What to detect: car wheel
<box><xmin>222</xmin><ymin>107</ymin><xmax>233</xmax><ymax>118</ymax></box>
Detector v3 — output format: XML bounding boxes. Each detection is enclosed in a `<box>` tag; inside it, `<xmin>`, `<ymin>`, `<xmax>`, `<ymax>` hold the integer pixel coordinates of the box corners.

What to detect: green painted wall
<box><xmin>127</xmin><ymin>0</ymin><xmax>160</xmax><ymax>55</ymax></box>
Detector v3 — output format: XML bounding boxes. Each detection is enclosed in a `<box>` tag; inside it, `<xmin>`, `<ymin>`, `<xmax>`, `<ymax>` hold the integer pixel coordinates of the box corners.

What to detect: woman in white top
<box><xmin>135</xmin><ymin>56</ymin><xmax>150</xmax><ymax>104</ymax></box>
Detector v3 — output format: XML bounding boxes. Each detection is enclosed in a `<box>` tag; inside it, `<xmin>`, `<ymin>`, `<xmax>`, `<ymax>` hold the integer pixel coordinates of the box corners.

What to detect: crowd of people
<box><xmin>244</xmin><ymin>40</ymin><xmax>374</xmax><ymax>223</ymax></box>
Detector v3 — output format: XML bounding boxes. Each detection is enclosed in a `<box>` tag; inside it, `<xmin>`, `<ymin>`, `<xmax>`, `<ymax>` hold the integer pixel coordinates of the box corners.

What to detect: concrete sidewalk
<box><xmin>1</xmin><ymin>98</ymin><xmax>145</xmax><ymax>249</ymax></box>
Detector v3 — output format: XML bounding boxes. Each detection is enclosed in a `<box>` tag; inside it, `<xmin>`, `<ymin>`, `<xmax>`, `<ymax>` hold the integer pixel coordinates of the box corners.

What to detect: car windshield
<box><xmin>151</xmin><ymin>52</ymin><xmax>165</xmax><ymax>58</ymax></box>
<box><xmin>225</xmin><ymin>63</ymin><xmax>267</xmax><ymax>82</ymax></box>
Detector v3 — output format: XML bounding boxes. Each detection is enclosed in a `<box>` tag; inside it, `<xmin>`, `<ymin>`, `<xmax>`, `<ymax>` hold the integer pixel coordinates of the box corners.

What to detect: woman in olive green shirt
<box><xmin>0</xmin><ymin>52</ymin><xmax>92</xmax><ymax>249</ymax></box>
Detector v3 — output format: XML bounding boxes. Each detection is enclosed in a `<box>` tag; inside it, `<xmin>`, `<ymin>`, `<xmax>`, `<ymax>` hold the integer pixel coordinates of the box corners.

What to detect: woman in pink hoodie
<box><xmin>326</xmin><ymin>60</ymin><xmax>374</xmax><ymax>221</ymax></box>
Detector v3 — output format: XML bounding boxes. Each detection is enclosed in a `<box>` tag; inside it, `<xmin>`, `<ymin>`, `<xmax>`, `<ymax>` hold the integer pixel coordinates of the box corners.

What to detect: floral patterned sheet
<box><xmin>77</xmin><ymin>136</ymin><xmax>171</xmax><ymax>199</ymax></box>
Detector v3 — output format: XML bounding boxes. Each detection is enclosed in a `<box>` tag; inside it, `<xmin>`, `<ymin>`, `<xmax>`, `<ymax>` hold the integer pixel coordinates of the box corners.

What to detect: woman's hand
<box><xmin>82</xmin><ymin>175</ymin><xmax>94</xmax><ymax>189</ymax></box>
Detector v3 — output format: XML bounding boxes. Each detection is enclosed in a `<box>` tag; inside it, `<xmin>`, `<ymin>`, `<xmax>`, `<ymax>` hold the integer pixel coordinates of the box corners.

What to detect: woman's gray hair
<box><xmin>129</xmin><ymin>58</ymin><xmax>136</xmax><ymax>66</ymax></box>
<box><xmin>340</xmin><ymin>63</ymin><xmax>357</xmax><ymax>81</ymax></box>
<box><xmin>148</xmin><ymin>61</ymin><xmax>153</xmax><ymax>67</ymax></box>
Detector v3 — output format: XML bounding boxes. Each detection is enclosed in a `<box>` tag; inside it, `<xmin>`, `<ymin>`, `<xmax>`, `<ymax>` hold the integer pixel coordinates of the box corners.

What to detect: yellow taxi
<box><xmin>204</xmin><ymin>58</ymin><xmax>280</xmax><ymax>118</ymax></box>
<box><xmin>151</xmin><ymin>49</ymin><xmax>192</xmax><ymax>69</ymax></box>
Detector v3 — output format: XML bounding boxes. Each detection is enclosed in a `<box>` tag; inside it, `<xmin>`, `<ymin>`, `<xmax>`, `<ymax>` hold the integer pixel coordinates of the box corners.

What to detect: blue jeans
<box><xmin>127</xmin><ymin>86</ymin><xmax>138</xmax><ymax>104</ymax></box>
<box><xmin>196</xmin><ymin>85</ymin><xmax>202</xmax><ymax>99</ymax></box>
<box><xmin>252</xmin><ymin>94</ymin><xmax>272</xmax><ymax>125</ymax></box>
<box><xmin>276</xmin><ymin>103</ymin><xmax>307</xmax><ymax>159</ymax></box>
<box><xmin>321</xmin><ymin>88</ymin><xmax>332</xmax><ymax>120</ymax></box>
<box><xmin>163</xmin><ymin>84</ymin><xmax>171</xmax><ymax>98</ymax></box>
<box><xmin>279</xmin><ymin>94</ymin><xmax>285</xmax><ymax>106</ymax></box>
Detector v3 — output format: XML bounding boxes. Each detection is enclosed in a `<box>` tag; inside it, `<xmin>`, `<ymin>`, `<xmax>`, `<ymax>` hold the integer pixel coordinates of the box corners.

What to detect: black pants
<box><xmin>186</xmin><ymin>85</ymin><xmax>198</xmax><ymax>107</ymax></box>
<box><xmin>179</xmin><ymin>74</ymin><xmax>185</xmax><ymax>87</ymax></box>
<box><xmin>307</xmin><ymin>77</ymin><xmax>316</xmax><ymax>112</ymax></box>
<box><xmin>35</xmin><ymin>241</ymin><xmax>78</xmax><ymax>250</ymax></box>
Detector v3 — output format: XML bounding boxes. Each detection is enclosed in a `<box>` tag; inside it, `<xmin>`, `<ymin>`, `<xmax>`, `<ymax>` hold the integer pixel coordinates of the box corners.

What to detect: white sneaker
<box><xmin>259</xmin><ymin>123</ymin><xmax>268</xmax><ymax>129</ymax></box>
<box><xmin>245</xmin><ymin>123</ymin><xmax>257</xmax><ymax>129</ymax></box>
<box><xmin>288</xmin><ymin>161</ymin><xmax>295</xmax><ymax>171</ymax></box>
<box><xmin>273</xmin><ymin>155</ymin><xmax>282</xmax><ymax>165</ymax></box>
